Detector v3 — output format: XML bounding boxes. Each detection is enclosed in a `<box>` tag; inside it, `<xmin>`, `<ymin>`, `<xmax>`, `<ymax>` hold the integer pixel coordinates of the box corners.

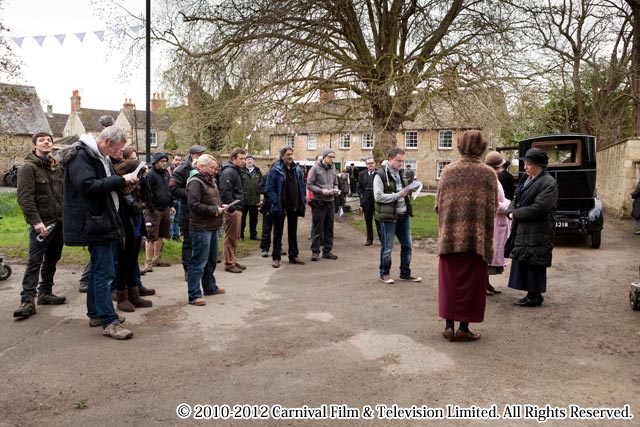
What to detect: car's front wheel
<box><xmin>590</xmin><ymin>229</ymin><xmax>601</xmax><ymax>249</ymax></box>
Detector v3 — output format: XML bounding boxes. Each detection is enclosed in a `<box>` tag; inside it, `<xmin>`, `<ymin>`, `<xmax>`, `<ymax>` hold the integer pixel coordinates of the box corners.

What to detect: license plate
<box><xmin>555</xmin><ymin>221</ymin><xmax>568</xmax><ymax>228</ymax></box>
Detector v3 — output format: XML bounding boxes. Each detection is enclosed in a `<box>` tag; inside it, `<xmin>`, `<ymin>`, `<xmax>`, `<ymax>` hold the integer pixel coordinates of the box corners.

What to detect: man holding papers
<box><xmin>373</xmin><ymin>148</ymin><xmax>422</xmax><ymax>284</ymax></box>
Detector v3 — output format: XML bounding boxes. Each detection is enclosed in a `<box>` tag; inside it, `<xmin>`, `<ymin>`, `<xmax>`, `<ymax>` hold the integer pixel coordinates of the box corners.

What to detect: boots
<box><xmin>116</xmin><ymin>290</ymin><xmax>135</xmax><ymax>312</ymax></box>
<box><xmin>128</xmin><ymin>286</ymin><xmax>152</xmax><ymax>308</ymax></box>
<box><xmin>138</xmin><ymin>285</ymin><xmax>156</xmax><ymax>296</ymax></box>
<box><xmin>14</xmin><ymin>298</ymin><xmax>36</xmax><ymax>318</ymax></box>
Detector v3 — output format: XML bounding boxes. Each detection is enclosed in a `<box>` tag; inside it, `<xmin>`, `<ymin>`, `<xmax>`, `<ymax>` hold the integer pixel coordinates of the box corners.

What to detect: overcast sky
<box><xmin>3</xmin><ymin>0</ymin><xmax>162</xmax><ymax>114</ymax></box>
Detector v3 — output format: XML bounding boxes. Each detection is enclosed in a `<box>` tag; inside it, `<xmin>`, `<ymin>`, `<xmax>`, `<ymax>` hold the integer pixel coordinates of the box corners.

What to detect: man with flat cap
<box><xmin>170</xmin><ymin>145</ymin><xmax>207</xmax><ymax>279</ymax></box>
<box><xmin>307</xmin><ymin>148</ymin><xmax>340</xmax><ymax>261</ymax></box>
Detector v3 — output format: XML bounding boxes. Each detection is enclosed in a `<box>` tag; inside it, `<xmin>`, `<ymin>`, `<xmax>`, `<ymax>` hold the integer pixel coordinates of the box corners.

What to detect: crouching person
<box><xmin>185</xmin><ymin>154</ymin><xmax>227</xmax><ymax>306</ymax></box>
<box><xmin>61</xmin><ymin>126</ymin><xmax>138</xmax><ymax>339</ymax></box>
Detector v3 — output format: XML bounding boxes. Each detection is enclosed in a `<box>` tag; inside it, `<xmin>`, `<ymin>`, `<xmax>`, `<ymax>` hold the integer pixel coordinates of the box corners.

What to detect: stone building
<box><xmin>0</xmin><ymin>83</ymin><xmax>52</xmax><ymax>173</ymax></box>
<box><xmin>268</xmin><ymin>88</ymin><xmax>507</xmax><ymax>189</ymax></box>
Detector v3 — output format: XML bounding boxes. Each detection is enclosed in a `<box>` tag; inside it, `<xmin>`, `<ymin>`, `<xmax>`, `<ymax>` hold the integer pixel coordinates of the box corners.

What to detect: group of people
<box><xmin>436</xmin><ymin>130</ymin><xmax>558</xmax><ymax>342</ymax></box>
<box><xmin>12</xmin><ymin>123</ymin><xmax>556</xmax><ymax>343</ymax></box>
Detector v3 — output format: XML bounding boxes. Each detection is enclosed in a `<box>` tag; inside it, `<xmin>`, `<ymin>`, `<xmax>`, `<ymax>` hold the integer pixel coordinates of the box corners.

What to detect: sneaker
<box><xmin>152</xmin><ymin>257</ymin><xmax>171</xmax><ymax>267</ymax></box>
<box><xmin>225</xmin><ymin>265</ymin><xmax>243</xmax><ymax>273</ymax></box>
<box><xmin>235</xmin><ymin>263</ymin><xmax>247</xmax><ymax>270</ymax></box>
<box><xmin>141</xmin><ymin>261</ymin><xmax>153</xmax><ymax>273</ymax></box>
<box><xmin>322</xmin><ymin>252</ymin><xmax>338</xmax><ymax>260</ymax></box>
<box><xmin>399</xmin><ymin>275</ymin><xmax>422</xmax><ymax>282</ymax></box>
<box><xmin>379</xmin><ymin>275</ymin><xmax>395</xmax><ymax>284</ymax></box>
<box><xmin>37</xmin><ymin>293</ymin><xmax>67</xmax><ymax>305</ymax></box>
<box><xmin>78</xmin><ymin>281</ymin><xmax>88</xmax><ymax>293</ymax></box>
<box><xmin>13</xmin><ymin>300</ymin><xmax>36</xmax><ymax>318</ymax></box>
<box><xmin>89</xmin><ymin>315</ymin><xmax>125</xmax><ymax>327</ymax></box>
<box><xmin>189</xmin><ymin>298</ymin><xmax>206</xmax><ymax>306</ymax></box>
<box><xmin>311</xmin><ymin>253</ymin><xmax>320</xmax><ymax>261</ymax></box>
<box><xmin>261</xmin><ymin>250</ymin><xmax>269</xmax><ymax>258</ymax></box>
<box><xmin>102</xmin><ymin>322</ymin><xmax>134</xmax><ymax>340</ymax></box>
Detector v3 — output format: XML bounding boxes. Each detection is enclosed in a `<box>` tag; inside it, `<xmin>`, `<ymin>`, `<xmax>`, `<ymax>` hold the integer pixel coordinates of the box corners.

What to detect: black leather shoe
<box><xmin>513</xmin><ymin>297</ymin><xmax>543</xmax><ymax>307</ymax></box>
<box><xmin>364</xmin><ymin>240</ymin><xmax>373</xmax><ymax>246</ymax></box>
<box><xmin>288</xmin><ymin>257</ymin><xmax>305</xmax><ymax>265</ymax></box>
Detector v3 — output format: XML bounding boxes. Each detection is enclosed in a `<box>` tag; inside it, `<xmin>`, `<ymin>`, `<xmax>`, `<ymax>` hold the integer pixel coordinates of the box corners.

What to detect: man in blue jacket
<box><xmin>264</xmin><ymin>145</ymin><xmax>306</xmax><ymax>268</ymax></box>
<box><xmin>61</xmin><ymin>126</ymin><xmax>138</xmax><ymax>339</ymax></box>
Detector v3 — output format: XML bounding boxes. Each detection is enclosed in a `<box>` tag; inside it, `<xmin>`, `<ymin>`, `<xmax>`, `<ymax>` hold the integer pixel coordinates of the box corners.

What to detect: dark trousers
<box><xmin>311</xmin><ymin>201</ymin><xmax>334</xmax><ymax>255</ymax></box>
<box><xmin>362</xmin><ymin>205</ymin><xmax>380</xmax><ymax>242</ymax></box>
<box><xmin>241</xmin><ymin>205</ymin><xmax>259</xmax><ymax>239</ymax></box>
<box><xmin>272</xmin><ymin>210</ymin><xmax>299</xmax><ymax>260</ymax></box>
<box><xmin>260</xmin><ymin>212</ymin><xmax>274</xmax><ymax>252</ymax></box>
<box><xmin>179</xmin><ymin>210</ymin><xmax>192</xmax><ymax>273</ymax></box>
<box><xmin>116</xmin><ymin>234</ymin><xmax>142</xmax><ymax>291</ymax></box>
<box><xmin>20</xmin><ymin>225</ymin><xmax>64</xmax><ymax>302</ymax></box>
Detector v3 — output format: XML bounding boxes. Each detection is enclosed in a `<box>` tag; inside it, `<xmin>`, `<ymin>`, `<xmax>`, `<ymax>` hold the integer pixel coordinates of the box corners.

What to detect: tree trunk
<box><xmin>573</xmin><ymin>60</ymin><xmax>588</xmax><ymax>133</ymax></box>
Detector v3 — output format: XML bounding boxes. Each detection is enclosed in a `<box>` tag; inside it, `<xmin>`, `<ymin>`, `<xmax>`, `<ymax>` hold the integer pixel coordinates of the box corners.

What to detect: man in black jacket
<box><xmin>356</xmin><ymin>156</ymin><xmax>379</xmax><ymax>246</ymax></box>
<box><xmin>219</xmin><ymin>148</ymin><xmax>246</xmax><ymax>273</ymax></box>
<box><xmin>61</xmin><ymin>126</ymin><xmax>138</xmax><ymax>339</ymax></box>
<box><xmin>169</xmin><ymin>145</ymin><xmax>206</xmax><ymax>280</ymax></box>
<box><xmin>142</xmin><ymin>152</ymin><xmax>175</xmax><ymax>273</ymax></box>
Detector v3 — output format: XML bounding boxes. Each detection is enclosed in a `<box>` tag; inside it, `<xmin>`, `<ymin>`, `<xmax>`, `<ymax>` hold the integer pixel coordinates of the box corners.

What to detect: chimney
<box><xmin>123</xmin><ymin>98</ymin><xmax>134</xmax><ymax>111</ymax></box>
<box><xmin>150</xmin><ymin>92</ymin><xmax>167</xmax><ymax>112</ymax></box>
<box><xmin>71</xmin><ymin>90</ymin><xmax>81</xmax><ymax>113</ymax></box>
<box><xmin>46</xmin><ymin>104</ymin><xmax>53</xmax><ymax>117</ymax></box>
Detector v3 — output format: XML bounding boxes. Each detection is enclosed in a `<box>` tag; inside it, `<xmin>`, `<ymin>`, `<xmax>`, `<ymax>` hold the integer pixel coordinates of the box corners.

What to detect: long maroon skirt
<box><xmin>438</xmin><ymin>252</ymin><xmax>487</xmax><ymax>323</ymax></box>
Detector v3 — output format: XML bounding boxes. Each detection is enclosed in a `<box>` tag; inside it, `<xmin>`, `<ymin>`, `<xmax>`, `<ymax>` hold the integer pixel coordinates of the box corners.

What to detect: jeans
<box><xmin>170</xmin><ymin>199</ymin><xmax>181</xmax><ymax>238</ymax></box>
<box><xmin>187</xmin><ymin>230</ymin><xmax>220</xmax><ymax>302</ymax></box>
<box><xmin>20</xmin><ymin>225</ymin><xmax>64</xmax><ymax>302</ymax></box>
<box><xmin>310</xmin><ymin>201</ymin><xmax>334</xmax><ymax>255</ymax></box>
<box><xmin>272</xmin><ymin>210</ymin><xmax>299</xmax><ymax>260</ymax></box>
<box><xmin>179</xmin><ymin>209</ymin><xmax>192</xmax><ymax>273</ymax></box>
<box><xmin>241</xmin><ymin>205</ymin><xmax>259</xmax><ymax>239</ymax></box>
<box><xmin>87</xmin><ymin>243</ymin><xmax>120</xmax><ymax>327</ymax></box>
<box><xmin>379</xmin><ymin>214</ymin><xmax>412</xmax><ymax>278</ymax></box>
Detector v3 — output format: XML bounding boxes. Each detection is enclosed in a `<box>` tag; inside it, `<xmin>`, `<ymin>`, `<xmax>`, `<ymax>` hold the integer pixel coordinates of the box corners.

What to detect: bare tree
<box><xmin>524</xmin><ymin>0</ymin><xmax>631</xmax><ymax>145</ymax></box>
<box><xmin>152</xmin><ymin>0</ymin><xmax>518</xmax><ymax>160</ymax></box>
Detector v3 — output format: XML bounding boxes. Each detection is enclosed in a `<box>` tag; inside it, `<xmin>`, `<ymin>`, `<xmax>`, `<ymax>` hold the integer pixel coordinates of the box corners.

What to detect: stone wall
<box><xmin>597</xmin><ymin>138</ymin><xmax>640</xmax><ymax>218</ymax></box>
<box><xmin>0</xmin><ymin>135</ymin><xmax>31</xmax><ymax>174</ymax></box>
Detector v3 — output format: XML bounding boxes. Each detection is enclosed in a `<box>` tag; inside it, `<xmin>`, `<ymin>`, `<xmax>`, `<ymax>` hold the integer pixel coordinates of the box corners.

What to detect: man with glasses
<box><xmin>357</xmin><ymin>157</ymin><xmax>379</xmax><ymax>246</ymax></box>
<box><xmin>307</xmin><ymin>148</ymin><xmax>340</xmax><ymax>261</ymax></box>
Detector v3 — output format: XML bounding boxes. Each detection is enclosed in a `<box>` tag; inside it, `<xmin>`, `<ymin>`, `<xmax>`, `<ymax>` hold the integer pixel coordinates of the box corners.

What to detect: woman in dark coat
<box><xmin>436</xmin><ymin>130</ymin><xmax>498</xmax><ymax>342</ymax></box>
<box><xmin>630</xmin><ymin>179</ymin><xmax>640</xmax><ymax>234</ymax></box>
<box><xmin>506</xmin><ymin>148</ymin><xmax>558</xmax><ymax>307</ymax></box>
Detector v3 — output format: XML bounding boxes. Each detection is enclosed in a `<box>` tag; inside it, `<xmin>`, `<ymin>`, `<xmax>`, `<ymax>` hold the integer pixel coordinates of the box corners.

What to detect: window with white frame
<box><xmin>404</xmin><ymin>130</ymin><xmax>418</xmax><ymax>148</ymax></box>
<box><xmin>362</xmin><ymin>132</ymin><xmax>374</xmax><ymax>149</ymax></box>
<box><xmin>340</xmin><ymin>132</ymin><xmax>351</xmax><ymax>149</ymax></box>
<box><xmin>150</xmin><ymin>131</ymin><xmax>158</xmax><ymax>147</ymax></box>
<box><xmin>285</xmin><ymin>134</ymin><xmax>295</xmax><ymax>148</ymax></box>
<box><xmin>307</xmin><ymin>134</ymin><xmax>317</xmax><ymax>150</ymax></box>
<box><xmin>436</xmin><ymin>160</ymin><xmax>452</xmax><ymax>180</ymax></box>
<box><xmin>438</xmin><ymin>130</ymin><xmax>453</xmax><ymax>150</ymax></box>
<box><xmin>404</xmin><ymin>159</ymin><xmax>417</xmax><ymax>173</ymax></box>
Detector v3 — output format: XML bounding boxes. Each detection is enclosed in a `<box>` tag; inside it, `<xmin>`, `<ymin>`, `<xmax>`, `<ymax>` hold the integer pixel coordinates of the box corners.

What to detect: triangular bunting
<box><xmin>111</xmin><ymin>28</ymin><xmax>123</xmax><ymax>37</ymax></box>
<box><xmin>11</xmin><ymin>37</ymin><xmax>24</xmax><ymax>47</ymax></box>
<box><xmin>34</xmin><ymin>36</ymin><xmax>46</xmax><ymax>47</ymax></box>
<box><xmin>94</xmin><ymin>30</ymin><xmax>104</xmax><ymax>41</ymax></box>
<box><xmin>54</xmin><ymin>34</ymin><xmax>66</xmax><ymax>45</ymax></box>
<box><xmin>75</xmin><ymin>32</ymin><xmax>86</xmax><ymax>42</ymax></box>
<box><xmin>130</xmin><ymin>25</ymin><xmax>140</xmax><ymax>35</ymax></box>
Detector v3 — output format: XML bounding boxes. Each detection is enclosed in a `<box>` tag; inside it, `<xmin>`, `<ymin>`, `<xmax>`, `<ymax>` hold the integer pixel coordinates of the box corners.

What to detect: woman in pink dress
<box><xmin>484</xmin><ymin>152</ymin><xmax>512</xmax><ymax>295</ymax></box>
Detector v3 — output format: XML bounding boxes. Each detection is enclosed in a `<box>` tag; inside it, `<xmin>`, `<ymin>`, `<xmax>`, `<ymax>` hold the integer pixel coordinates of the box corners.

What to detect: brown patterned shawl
<box><xmin>435</xmin><ymin>156</ymin><xmax>498</xmax><ymax>263</ymax></box>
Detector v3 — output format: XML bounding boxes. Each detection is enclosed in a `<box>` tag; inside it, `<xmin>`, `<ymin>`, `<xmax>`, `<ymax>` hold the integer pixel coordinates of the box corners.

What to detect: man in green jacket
<box><xmin>14</xmin><ymin>131</ymin><xmax>66</xmax><ymax>318</ymax></box>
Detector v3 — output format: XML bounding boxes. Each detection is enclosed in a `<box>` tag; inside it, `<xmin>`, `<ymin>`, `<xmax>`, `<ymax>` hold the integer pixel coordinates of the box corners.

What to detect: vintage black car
<box><xmin>517</xmin><ymin>134</ymin><xmax>603</xmax><ymax>248</ymax></box>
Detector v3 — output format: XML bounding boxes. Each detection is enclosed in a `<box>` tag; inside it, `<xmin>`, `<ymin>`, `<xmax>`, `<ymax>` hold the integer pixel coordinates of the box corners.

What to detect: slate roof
<box><xmin>46</xmin><ymin>112</ymin><xmax>68</xmax><ymax>137</ymax></box>
<box><xmin>122</xmin><ymin>109</ymin><xmax>171</xmax><ymax>130</ymax></box>
<box><xmin>0</xmin><ymin>83</ymin><xmax>52</xmax><ymax>136</ymax></box>
<box><xmin>75</xmin><ymin>108</ymin><xmax>121</xmax><ymax>133</ymax></box>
